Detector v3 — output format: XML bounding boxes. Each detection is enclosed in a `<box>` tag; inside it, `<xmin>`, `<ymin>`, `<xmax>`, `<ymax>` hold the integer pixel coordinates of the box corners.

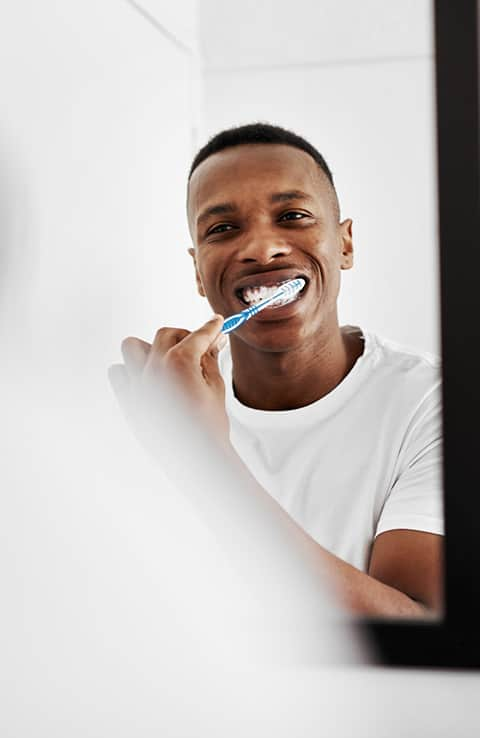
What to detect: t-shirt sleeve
<box><xmin>375</xmin><ymin>383</ymin><xmax>444</xmax><ymax>538</ymax></box>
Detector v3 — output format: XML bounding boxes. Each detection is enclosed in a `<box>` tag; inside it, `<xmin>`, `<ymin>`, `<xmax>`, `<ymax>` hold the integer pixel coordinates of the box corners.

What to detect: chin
<box><xmin>233</xmin><ymin>321</ymin><xmax>309</xmax><ymax>354</ymax></box>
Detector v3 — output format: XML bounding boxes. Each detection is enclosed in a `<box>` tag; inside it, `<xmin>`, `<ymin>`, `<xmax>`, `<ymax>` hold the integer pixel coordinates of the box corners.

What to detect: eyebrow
<box><xmin>269</xmin><ymin>190</ymin><xmax>313</xmax><ymax>203</ymax></box>
<box><xmin>197</xmin><ymin>202</ymin><xmax>237</xmax><ymax>226</ymax></box>
<box><xmin>196</xmin><ymin>190</ymin><xmax>313</xmax><ymax>227</ymax></box>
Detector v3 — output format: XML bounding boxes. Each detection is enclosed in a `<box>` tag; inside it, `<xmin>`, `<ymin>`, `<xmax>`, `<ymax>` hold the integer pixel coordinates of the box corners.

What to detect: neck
<box><xmin>229</xmin><ymin>323</ymin><xmax>363</xmax><ymax>411</ymax></box>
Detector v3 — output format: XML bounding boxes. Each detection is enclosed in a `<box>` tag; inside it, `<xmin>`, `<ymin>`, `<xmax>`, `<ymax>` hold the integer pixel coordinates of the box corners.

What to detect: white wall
<box><xmin>199</xmin><ymin>0</ymin><xmax>440</xmax><ymax>354</ymax></box>
<box><xmin>1</xmin><ymin>0</ymin><xmax>205</xmax><ymax>371</ymax></box>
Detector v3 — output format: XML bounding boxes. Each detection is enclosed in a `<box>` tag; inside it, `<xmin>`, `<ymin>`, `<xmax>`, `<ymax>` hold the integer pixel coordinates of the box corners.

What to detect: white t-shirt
<box><xmin>219</xmin><ymin>327</ymin><xmax>443</xmax><ymax>572</ymax></box>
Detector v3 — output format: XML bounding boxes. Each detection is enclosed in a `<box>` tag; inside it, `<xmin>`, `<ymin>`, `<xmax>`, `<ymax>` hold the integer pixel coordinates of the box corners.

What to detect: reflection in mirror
<box><xmin>0</xmin><ymin>8</ymin><xmax>444</xmax><ymax>707</ymax></box>
<box><xmin>191</xmin><ymin>0</ymin><xmax>444</xmax><ymax>619</ymax></box>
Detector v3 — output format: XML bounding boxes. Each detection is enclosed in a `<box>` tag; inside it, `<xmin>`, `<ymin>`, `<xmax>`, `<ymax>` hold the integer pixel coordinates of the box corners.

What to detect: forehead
<box><xmin>187</xmin><ymin>144</ymin><xmax>332</xmax><ymax>224</ymax></box>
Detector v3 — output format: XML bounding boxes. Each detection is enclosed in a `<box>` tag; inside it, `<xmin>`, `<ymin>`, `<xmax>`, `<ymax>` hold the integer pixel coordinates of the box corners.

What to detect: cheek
<box><xmin>318</xmin><ymin>233</ymin><xmax>344</xmax><ymax>268</ymax></box>
<box><xmin>196</xmin><ymin>257</ymin><xmax>226</xmax><ymax>305</ymax></box>
<box><xmin>198</xmin><ymin>260</ymin><xmax>219</xmax><ymax>292</ymax></box>
<box><xmin>308</xmin><ymin>238</ymin><xmax>341</xmax><ymax>274</ymax></box>
<box><xmin>307</xmin><ymin>240</ymin><xmax>343</xmax><ymax>301</ymax></box>
<box><xmin>195</xmin><ymin>253</ymin><xmax>213</xmax><ymax>283</ymax></box>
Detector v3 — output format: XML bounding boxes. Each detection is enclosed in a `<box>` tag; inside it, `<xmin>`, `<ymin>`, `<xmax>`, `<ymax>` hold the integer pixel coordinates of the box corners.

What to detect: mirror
<box><xmin>0</xmin><ymin>2</ymin><xmax>444</xmax><ymax>686</ymax></box>
<box><xmin>192</xmin><ymin>0</ymin><xmax>443</xmax><ymax>619</ymax></box>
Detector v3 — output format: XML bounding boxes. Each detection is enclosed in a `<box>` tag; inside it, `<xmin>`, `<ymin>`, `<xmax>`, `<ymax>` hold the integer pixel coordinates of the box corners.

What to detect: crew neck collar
<box><xmin>220</xmin><ymin>327</ymin><xmax>377</xmax><ymax>427</ymax></box>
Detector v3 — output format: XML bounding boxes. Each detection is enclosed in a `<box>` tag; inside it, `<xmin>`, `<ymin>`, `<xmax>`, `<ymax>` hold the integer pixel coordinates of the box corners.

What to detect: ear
<box><xmin>188</xmin><ymin>247</ymin><xmax>206</xmax><ymax>297</ymax></box>
<box><xmin>339</xmin><ymin>218</ymin><xmax>353</xmax><ymax>270</ymax></box>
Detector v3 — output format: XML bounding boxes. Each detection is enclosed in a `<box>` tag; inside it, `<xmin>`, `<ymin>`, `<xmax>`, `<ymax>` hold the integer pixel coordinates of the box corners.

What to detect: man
<box><xmin>110</xmin><ymin>123</ymin><xmax>443</xmax><ymax>618</ymax></box>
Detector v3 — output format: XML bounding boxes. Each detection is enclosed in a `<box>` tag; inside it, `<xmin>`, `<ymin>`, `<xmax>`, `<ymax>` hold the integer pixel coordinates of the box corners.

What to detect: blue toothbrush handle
<box><xmin>221</xmin><ymin>298</ymin><xmax>269</xmax><ymax>334</ymax></box>
<box><xmin>221</xmin><ymin>310</ymin><xmax>250</xmax><ymax>334</ymax></box>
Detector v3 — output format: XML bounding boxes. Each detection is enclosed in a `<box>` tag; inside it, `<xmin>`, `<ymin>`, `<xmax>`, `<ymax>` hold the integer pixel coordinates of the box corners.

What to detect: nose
<box><xmin>236</xmin><ymin>230</ymin><xmax>292</xmax><ymax>264</ymax></box>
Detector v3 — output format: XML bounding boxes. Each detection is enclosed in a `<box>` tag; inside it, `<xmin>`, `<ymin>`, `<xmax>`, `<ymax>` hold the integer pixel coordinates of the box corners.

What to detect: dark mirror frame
<box><xmin>359</xmin><ymin>0</ymin><xmax>480</xmax><ymax>668</ymax></box>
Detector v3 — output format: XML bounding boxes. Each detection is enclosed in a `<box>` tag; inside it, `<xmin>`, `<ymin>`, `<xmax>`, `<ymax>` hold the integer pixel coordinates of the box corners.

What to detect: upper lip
<box><xmin>232</xmin><ymin>267</ymin><xmax>309</xmax><ymax>295</ymax></box>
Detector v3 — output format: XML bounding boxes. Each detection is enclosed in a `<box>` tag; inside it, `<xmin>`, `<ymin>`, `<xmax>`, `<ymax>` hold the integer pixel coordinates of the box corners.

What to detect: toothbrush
<box><xmin>221</xmin><ymin>278</ymin><xmax>306</xmax><ymax>335</ymax></box>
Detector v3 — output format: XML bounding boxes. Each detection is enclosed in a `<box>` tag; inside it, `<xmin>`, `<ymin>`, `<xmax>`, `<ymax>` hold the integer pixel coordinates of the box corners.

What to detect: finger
<box><xmin>200</xmin><ymin>349</ymin><xmax>226</xmax><ymax>388</ymax></box>
<box><xmin>145</xmin><ymin>327</ymin><xmax>191</xmax><ymax>373</ymax></box>
<box><xmin>108</xmin><ymin>363</ymin><xmax>130</xmax><ymax>402</ymax></box>
<box><xmin>121</xmin><ymin>337</ymin><xmax>151</xmax><ymax>379</ymax></box>
<box><xmin>210</xmin><ymin>333</ymin><xmax>228</xmax><ymax>355</ymax></box>
<box><xmin>172</xmin><ymin>315</ymin><xmax>224</xmax><ymax>361</ymax></box>
<box><xmin>108</xmin><ymin>364</ymin><xmax>139</xmax><ymax>430</ymax></box>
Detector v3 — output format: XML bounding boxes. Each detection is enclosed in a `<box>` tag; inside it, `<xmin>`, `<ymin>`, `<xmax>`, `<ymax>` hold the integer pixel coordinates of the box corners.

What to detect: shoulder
<box><xmin>368</xmin><ymin>331</ymin><xmax>440</xmax><ymax>371</ymax></box>
<box><xmin>342</xmin><ymin>328</ymin><xmax>442</xmax><ymax>431</ymax></box>
<box><xmin>362</xmin><ymin>330</ymin><xmax>441</xmax><ymax>394</ymax></box>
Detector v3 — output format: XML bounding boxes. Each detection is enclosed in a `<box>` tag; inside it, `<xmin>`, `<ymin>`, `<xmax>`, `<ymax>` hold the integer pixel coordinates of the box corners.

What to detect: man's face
<box><xmin>187</xmin><ymin>144</ymin><xmax>353</xmax><ymax>352</ymax></box>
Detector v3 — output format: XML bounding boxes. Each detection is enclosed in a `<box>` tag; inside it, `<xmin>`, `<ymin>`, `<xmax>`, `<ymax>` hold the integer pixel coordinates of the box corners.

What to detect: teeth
<box><xmin>242</xmin><ymin>284</ymin><xmax>282</xmax><ymax>305</ymax></box>
<box><xmin>241</xmin><ymin>282</ymin><xmax>302</xmax><ymax>307</ymax></box>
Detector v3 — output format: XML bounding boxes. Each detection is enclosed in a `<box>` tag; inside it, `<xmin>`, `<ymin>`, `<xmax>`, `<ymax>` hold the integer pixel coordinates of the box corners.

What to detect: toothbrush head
<box><xmin>221</xmin><ymin>277</ymin><xmax>306</xmax><ymax>334</ymax></box>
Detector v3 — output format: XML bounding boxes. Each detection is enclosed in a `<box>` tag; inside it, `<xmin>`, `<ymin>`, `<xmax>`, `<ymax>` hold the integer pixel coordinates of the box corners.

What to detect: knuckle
<box><xmin>155</xmin><ymin>327</ymin><xmax>189</xmax><ymax>339</ymax></box>
<box><xmin>165</xmin><ymin>347</ymin><xmax>188</xmax><ymax>368</ymax></box>
<box><xmin>153</xmin><ymin>327</ymin><xmax>171</xmax><ymax>341</ymax></box>
<box><xmin>121</xmin><ymin>336</ymin><xmax>136</xmax><ymax>351</ymax></box>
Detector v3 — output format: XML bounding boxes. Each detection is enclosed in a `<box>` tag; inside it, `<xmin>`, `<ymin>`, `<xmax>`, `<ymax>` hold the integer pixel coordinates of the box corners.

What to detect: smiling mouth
<box><xmin>235</xmin><ymin>277</ymin><xmax>308</xmax><ymax>309</ymax></box>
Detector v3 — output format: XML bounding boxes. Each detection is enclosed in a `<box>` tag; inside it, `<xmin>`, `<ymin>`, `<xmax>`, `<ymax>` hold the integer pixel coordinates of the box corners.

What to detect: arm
<box><xmin>297</xmin><ymin>528</ymin><xmax>443</xmax><ymax>618</ymax></box>
<box><xmin>109</xmin><ymin>317</ymin><xmax>443</xmax><ymax>619</ymax></box>
<box><xmin>223</xmin><ymin>442</ymin><xmax>443</xmax><ymax>618</ymax></box>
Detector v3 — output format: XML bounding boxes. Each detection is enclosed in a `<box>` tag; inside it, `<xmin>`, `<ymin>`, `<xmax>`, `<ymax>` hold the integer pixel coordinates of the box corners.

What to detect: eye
<box><xmin>279</xmin><ymin>211</ymin><xmax>309</xmax><ymax>222</ymax></box>
<box><xmin>207</xmin><ymin>223</ymin><xmax>235</xmax><ymax>235</ymax></box>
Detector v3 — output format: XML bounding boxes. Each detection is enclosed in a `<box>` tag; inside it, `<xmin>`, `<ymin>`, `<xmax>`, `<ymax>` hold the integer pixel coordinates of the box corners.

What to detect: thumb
<box><xmin>201</xmin><ymin>335</ymin><xmax>227</xmax><ymax>385</ymax></box>
<box><xmin>210</xmin><ymin>332</ymin><xmax>228</xmax><ymax>356</ymax></box>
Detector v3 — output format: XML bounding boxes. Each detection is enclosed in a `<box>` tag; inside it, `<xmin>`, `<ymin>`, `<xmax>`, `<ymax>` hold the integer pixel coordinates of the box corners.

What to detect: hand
<box><xmin>108</xmin><ymin>315</ymin><xmax>230</xmax><ymax>448</ymax></box>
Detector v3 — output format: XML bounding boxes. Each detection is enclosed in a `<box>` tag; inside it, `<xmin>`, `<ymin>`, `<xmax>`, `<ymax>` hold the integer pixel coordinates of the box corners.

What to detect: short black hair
<box><xmin>188</xmin><ymin>122</ymin><xmax>339</xmax><ymax>217</ymax></box>
<box><xmin>189</xmin><ymin>122</ymin><xmax>334</xmax><ymax>184</ymax></box>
